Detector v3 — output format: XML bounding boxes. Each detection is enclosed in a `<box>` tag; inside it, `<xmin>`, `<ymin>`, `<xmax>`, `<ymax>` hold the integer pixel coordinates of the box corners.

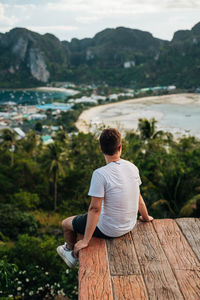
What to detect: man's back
<box><xmin>88</xmin><ymin>159</ymin><xmax>141</xmax><ymax>237</ymax></box>
<box><xmin>58</xmin><ymin>128</ymin><xmax>153</xmax><ymax>265</ymax></box>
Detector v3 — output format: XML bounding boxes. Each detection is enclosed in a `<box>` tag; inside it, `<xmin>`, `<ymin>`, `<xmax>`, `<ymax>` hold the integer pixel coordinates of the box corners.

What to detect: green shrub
<box><xmin>10</xmin><ymin>190</ymin><xmax>40</xmax><ymax>210</ymax></box>
<box><xmin>3</xmin><ymin>234</ymin><xmax>78</xmax><ymax>299</ymax></box>
<box><xmin>0</xmin><ymin>204</ymin><xmax>39</xmax><ymax>239</ymax></box>
<box><xmin>0</xmin><ymin>258</ymin><xmax>78</xmax><ymax>299</ymax></box>
<box><xmin>0</xmin><ymin>259</ymin><xmax>18</xmax><ymax>297</ymax></box>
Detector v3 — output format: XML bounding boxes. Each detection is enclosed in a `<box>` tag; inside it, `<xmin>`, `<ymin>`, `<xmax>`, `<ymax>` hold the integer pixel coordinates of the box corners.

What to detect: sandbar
<box><xmin>34</xmin><ymin>86</ymin><xmax>78</xmax><ymax>95</ymax></box>
<box><xmin>76</xmin><ymin>93</ymin><xmax>200</xmax><ymax>137</ymax></box>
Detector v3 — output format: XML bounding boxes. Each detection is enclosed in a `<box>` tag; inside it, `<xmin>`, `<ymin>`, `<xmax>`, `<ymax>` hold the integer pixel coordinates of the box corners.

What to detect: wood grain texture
<box><xmin>153</xmin><ymin>219</ymin><xmax>200</xmax><ymax>270</ymax></box>
<box><xmin>176</xmin><ymin>218</ymin><xmax>200</xmax><ymax>261</ymax></box>
<box><xmin>153</xmin><ymin>219</ymin><xmax>200</xmax><ymax>300</ymax></box>
<box><xmin>131</xmin><ymin>221</ymin><xmax>184</xmax><ymax>300</ymax></box>
<box><xmin>79</xmin><ymin>219</ymin><xmax>200</xmax><ymax>300</ymax></box>
<box><xmin>112</xmin><ymin>275</ymin><xmax>148</xmax><ymax>300</ymax></box>
<box><xmin>78</xmin><ymin>237</ymin><xmax>113</xmax><ymax>300</ymax></box>
<box><xmin>106</xmin><ymin>232</ymin><xmax>141</xmax><ymax>276</ymax></box>
<box><xmin>175</xmin><ymin>270</ymin><xmax>200</xmax><ymax>300</ymax></box>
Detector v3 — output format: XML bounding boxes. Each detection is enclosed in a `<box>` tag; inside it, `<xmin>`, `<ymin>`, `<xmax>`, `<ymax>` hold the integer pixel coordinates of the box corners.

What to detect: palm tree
<box><xmin>1</xmin><ymin>128</ymin><xmax>17</xmax><ymax>166</ymax></box>
<box><xmin>179</xmin><ymin>194</ymin><xmax>200</xmax><ymax>217</ymax></box>
<box><xmin>151</xmin><ymin>199</ymin><xmax>176</xmax><ymax>218</ymax></box>
<box><xmin>138</xmin><ymin>118</ymin><xmax>171</xmax><ymax>140</ymax></box>
<box><xmin>43</xmin><ymin>142</ymin><xmax>66</xmax><ymax>210</ymax></box>
<box><xmin>54</xmin><ymin>130</ymin><xmax>68</xmax><ymax>145</ymax></box>
<box><xmin>22</xmin><ymin>130</ymin><xmax>39</xmax><ymax>160</ymax></box>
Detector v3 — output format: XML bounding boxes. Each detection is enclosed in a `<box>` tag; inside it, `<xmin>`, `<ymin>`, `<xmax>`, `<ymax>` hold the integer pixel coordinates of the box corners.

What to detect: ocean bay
<box><xmin>0</xmin><ymin>88</ymin><xmax>73</xmax><ymax>106</ymax></box>
<box><xmin>77</xmin><ymin>93</ymin><xmax>200</xmax><ymax>138</ymax></box>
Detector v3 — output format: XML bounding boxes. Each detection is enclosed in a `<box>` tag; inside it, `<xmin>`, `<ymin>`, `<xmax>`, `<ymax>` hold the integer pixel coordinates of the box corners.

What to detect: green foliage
<box><xmin>0</xmin><ymin>259</ymin><xmax>18</xmax><ymax>293</ymax></box>
<box><xmin>1</xmin><ymin>235</ymin><xmax>78</xmax><ymax>299</ymax></box>
<box><xmin>34</xmin><ymin>122</ymin><xmax>43</xmax><ymax>132</ymax></box>
<box><xmin>180</xmin><ymin>194</ymin><xmax>200</xmax><ymax>217</ymax></box>
<box><xmin>0</xmin><ymin>119</ymin><xmax>200</xmax><ymax>299</ymax></box>
<box><xmin>0</xmin><ymin>204</ymin><xmax>39</xmax><ymax>239</ymax></box>
<box><xmin>0</xmin><ymin>258</ymin><xmax>78</xmax><ymax>299</ymax></box>
<box><xmin>10</xmin><ymin>190</ymin><xmax>40</xmax><ymax>210</ymax></box>
<box><xmin>1</xmin><ymin>24</ymin><xmax>200</xmax><ymax>88</ymax></box>
<box><xmin>0</xmin><ymin>121</ymin><xmax>199</xmax><ymax>217</ymax></box>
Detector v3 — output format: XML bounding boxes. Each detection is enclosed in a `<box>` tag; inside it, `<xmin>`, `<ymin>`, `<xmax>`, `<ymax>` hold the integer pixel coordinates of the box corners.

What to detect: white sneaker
<box><xmin>57</xmin><ymin>245</ymin><xmax>78</xmax><ymax>268</ymax></box>
<box><xmin>63</xmin><ymin>242</ymin><xmax>70</xmax><ymax>251</ymax></box>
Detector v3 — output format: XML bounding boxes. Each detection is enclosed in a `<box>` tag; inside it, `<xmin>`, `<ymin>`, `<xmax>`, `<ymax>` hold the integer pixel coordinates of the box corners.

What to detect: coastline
<box><xmin>33</xmin><ymin>87</ymin><xmax>78</xmax><ymax>95</ymax></box>
<box><xmin>0</xmin><ymin>86</ymin><xmax>78</xmax><ymax>95</ymax></box>
<box><xmin>76</xmin><ymin>93</ymin><xmax>200</xmax><ymax>137</ymax></box>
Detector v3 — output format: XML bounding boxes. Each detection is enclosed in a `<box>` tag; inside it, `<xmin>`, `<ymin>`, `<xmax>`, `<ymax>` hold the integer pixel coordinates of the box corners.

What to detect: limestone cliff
<box><xmin>0</xmin><ymin>28</ymin><xmax>67</xmax><ymax>85</ymax></box>
<box><xmin>0</xmin><ymin>22</ymin><xmax>200</xmax><ymax>88</ymax></box>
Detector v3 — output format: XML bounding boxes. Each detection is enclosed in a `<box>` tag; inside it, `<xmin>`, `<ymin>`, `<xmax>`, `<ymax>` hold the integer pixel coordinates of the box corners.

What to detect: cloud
<box><xmin>27</xmin><ymin>25</ymin><xmax>78</xmax><ymax>34</ymax></box>
<box><xmin>0</xmin><ymin>0</ymin><xmax>199</xmax><ymax>41</ymax></box>
<box><xmin>46</xmin><ymin>1</ymin><xmax>89</xmax><ymax>12</ymax></box>
<box><xmin>46</xmin><ymin>0</ymin><xmax>200</xmax><ymax>14</ymax></box>
<box><xmin>163</xmin><ymin>0</ymin><xmax>200</xmax><ymax>9</ymax></box>
<box><xmin>0</xmin><ymin>3</ymin><xmax>18</xmax><ymax>26</ymax></box>
<box><xmin>46</xmin><ymin>0</ymin><xmax>160</xmax><ymax>15</ymax></box>
<box><xmin>75</xmin><ymin>16</ymin><xmax>100</xmax><ymax>24</ymax></box>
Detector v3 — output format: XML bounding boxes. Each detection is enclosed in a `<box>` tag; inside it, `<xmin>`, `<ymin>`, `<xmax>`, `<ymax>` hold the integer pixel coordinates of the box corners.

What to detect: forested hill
<box><xmin>0</xmin><ymin>22</ymin><xmax>200</xmax><ymax>88</ymax></box>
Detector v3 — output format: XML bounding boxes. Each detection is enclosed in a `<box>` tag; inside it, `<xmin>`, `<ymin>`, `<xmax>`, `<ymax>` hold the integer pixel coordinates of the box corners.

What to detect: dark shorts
<box><xmin>72</xmin><ymin>213</ymin><xmax>112</xmax><ymax>239</ymax></box>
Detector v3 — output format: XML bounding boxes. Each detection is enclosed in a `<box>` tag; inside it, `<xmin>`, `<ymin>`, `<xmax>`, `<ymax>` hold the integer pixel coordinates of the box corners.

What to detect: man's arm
<box><xmin>73</xmin><ymin>196</ymin><xmax>102</xmax><ymax>256</ymax></box>
<box><xmin>138</xmin><ymin>193</ymin><xmax>153</xmax><ymax>222</ymax></box>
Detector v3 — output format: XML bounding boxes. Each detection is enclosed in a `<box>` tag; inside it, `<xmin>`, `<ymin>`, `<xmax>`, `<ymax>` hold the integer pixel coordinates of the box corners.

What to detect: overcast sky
<box><xmin>0</xmin><ymin>0</ymin><xmax>200</xmax><ymax>41</ymax></box>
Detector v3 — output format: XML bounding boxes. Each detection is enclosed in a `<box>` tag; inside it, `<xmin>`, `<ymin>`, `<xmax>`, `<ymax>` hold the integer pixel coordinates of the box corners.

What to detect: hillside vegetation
<box><xmin>0</xmin><ymin>121</ymin><xmax>200</xmax><ymax>299</ymax></box>
<box><xmin>0</xmin><ymin>22</ymin><xmax>200</xmax><ymax>88</ymax></box>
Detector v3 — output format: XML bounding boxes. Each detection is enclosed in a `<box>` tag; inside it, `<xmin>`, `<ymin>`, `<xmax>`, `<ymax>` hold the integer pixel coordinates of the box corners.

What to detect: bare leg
<box><xmin>62</xmin><ymin>216</ymin><xmax>77</xmax><ymax>250</ymax></box>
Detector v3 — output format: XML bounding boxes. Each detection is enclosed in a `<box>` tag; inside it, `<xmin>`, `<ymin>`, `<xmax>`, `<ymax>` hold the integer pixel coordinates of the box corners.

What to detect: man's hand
<box><xmin>139</xmin><ymin>215</ymin><xmax>154</xmax><ymax>222</ymax></box>
<box><xmin>73</xmin><ymin>240</ymin><xmax>88</xmax><ymax>257</ymax></box>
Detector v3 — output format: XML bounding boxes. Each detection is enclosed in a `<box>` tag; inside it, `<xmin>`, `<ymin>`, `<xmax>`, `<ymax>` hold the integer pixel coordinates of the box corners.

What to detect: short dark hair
<box><xmin>100</xmin><ymin>128</ymin><xmax>121</xmax><ymax>155</ymax></box>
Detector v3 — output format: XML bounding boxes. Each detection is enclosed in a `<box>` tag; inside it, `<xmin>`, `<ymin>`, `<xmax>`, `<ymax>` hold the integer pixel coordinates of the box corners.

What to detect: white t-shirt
<box><xmin>88</xmin><ymin>158</ymin><xmax>142</xmax><ymax>237</ymax></box>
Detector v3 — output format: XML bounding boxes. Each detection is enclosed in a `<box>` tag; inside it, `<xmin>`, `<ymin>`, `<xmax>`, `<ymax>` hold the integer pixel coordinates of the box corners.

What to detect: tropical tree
<box><xmin>54</xmin><ymin>130</ymin><xmax>68</xmax><ymax>145</ymax></box>
<box><xmin>180</xmin><ymin>194</ymin><xmax>200</xmax><ymax>217</ymax></box>
<box><xmin>42</xmin><ymin>142</ymin><xmax>66</xmax><ymax>210</ymax></box>
<box><xmin>138</xmin><ymin>118</ymin><xmax>172</xmax><ymax>141</ymax></box>
<box><xmin>63</xmin><ymin>132</ymin><xmax>104</xmax><ymax>211</ymax></box>
<box><xmin>0</xmin><ymin>128</ymin><xmax>17</xmax><ymax>166</ymax></box>
<box><xmin>21</xmin><ymin>130</ymin><xmax>39</xmax><ymax>160</ymax></box>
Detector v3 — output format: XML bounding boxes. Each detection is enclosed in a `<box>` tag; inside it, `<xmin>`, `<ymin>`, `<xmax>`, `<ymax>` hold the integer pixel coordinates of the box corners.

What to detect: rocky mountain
<box><xmin>0</xmin><ymin>22</ymin><xmax>200</xmax><ymax>88</ymax></box>
<box><xmin>172</xmin><ymin>22</ymin><xmax>200</xmax><ymax>43</ymax></box>
<box><xmin>63</xmin><ymin>27</ymin><xmax>168</xmax><ymax>68</ymax></box>
<box><xmin>0</xmin><ymin>28</ymin><xmax>68</xmax><ymax>87</ymax></box>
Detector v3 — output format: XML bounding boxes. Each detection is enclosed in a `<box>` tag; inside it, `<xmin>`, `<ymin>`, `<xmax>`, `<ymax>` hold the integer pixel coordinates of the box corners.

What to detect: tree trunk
<box><xmin>11</xmin><ymin>152</ymin><xmax>14</xmax><ymax>166</ymax></box>
<box><xmin>54</xmin><ymin>171</ymin><xmax>57</xmax><ymax>211</ymax></box>
<box><xmin>11</xmin><ymin>143</ymin><xmax>14</xmax><ymax>166</ymax></box>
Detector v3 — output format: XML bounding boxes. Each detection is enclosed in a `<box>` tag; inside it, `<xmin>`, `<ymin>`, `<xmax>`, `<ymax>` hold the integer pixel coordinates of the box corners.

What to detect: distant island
<box><xmin>0</xmin><ymin>21</ymin><xmax>200</xmax><ymax>89</ymax></box>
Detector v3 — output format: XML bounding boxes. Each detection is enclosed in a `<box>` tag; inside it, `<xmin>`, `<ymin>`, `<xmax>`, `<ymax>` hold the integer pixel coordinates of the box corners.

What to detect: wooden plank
<box><xmin>79</xmin><ymin>237</ymin><xmax>113</xmax><ymax>300</ymax></box>
<box><xmin>106</xmin><ymin>232</ymin><xmax>141</xmax><ymax>275</ymax></box>
<box><xmin>112</xmin><ymin>275</ymin><xmax>148</xmax><ymax>300</ymax></box>
<box><xmin>153</xmin><ymin>219</ymin><xmax>200</xmax><ymax>300</ymax></box>
<box><xmin>131</xmin><ymin>221</ymin><xmax>184</xmax><ymax>300</ymax></box>
<box><xmin>153</xmin><ymin>219</ymin><xmax>200</xmax><ymax>270</ymax></box>
<box><xmin>175</xmin><ymin>270</ymin><xmax>200</xmax><ymax>300</ymax></box>
<box><xmin>176</xmin><ymin>218</ymin><xmax>200</xmax><ymax>261</ymax></box>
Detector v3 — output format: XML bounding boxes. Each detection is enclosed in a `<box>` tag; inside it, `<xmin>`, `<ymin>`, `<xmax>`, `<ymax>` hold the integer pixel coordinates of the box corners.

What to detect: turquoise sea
<box><xmin>0</xmin><ymin>89</ymin><xmax>69</xmax><ymax>105</ymax></box>
<box><xmin>89</xmin><ymin>94</ymin><xmax>200</xmax><ymax>138</ymax></box>
<box><xmin>150</xmin><ymin>103</ymin><xmax>200</xmax><ymax>134</ymax></box>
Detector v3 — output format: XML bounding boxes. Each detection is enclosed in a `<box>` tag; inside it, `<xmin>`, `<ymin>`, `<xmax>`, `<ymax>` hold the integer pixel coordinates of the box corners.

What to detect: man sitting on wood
<box><xmin>57</xmin><ymin>128</ymin><xmax>153</xmax><ymax>268</ymax></box>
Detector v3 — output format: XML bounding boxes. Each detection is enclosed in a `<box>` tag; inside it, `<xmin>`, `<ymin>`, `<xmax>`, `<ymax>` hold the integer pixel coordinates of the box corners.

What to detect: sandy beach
<box><xmin>34</xmin><ymin>86</ymin><xmax>78</xmax><ymax>95</ymax></box>
<box><xmin>76</xmin><ymin>93</ymin><xmax>200</xmax><ymax>137</ymax></box>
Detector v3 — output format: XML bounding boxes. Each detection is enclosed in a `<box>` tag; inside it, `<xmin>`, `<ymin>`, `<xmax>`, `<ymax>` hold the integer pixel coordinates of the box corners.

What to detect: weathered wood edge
<box><xmin>106</xmin><ymin>232</ymin><xmax>141</xmax><ymax>276</ymax></box>
<box><xmin>131</xmin><ymin>220</ymin><xmax>184</xmax><ymax>300</ymax></box>
<box><xmin>78</xmin><ymin>237</ymin><xmax>113</xmax><ymax>300</ymax></box>
<box><xmin>153</xmin><ymin>219</ymin><xmax>200</xmax><ymax>300</ymax></box>
<box><xmin>175</xmin><ymin>217</ymin><xmax>200</xmax><ymax>261</ymax></box>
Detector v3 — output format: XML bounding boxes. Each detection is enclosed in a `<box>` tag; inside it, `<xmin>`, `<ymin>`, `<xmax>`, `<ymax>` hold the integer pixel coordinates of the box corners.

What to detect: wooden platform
<box><xmin>78</xmin><ymin>218</ymin><xmax>200</xmax><ymax>300</ymax></box>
